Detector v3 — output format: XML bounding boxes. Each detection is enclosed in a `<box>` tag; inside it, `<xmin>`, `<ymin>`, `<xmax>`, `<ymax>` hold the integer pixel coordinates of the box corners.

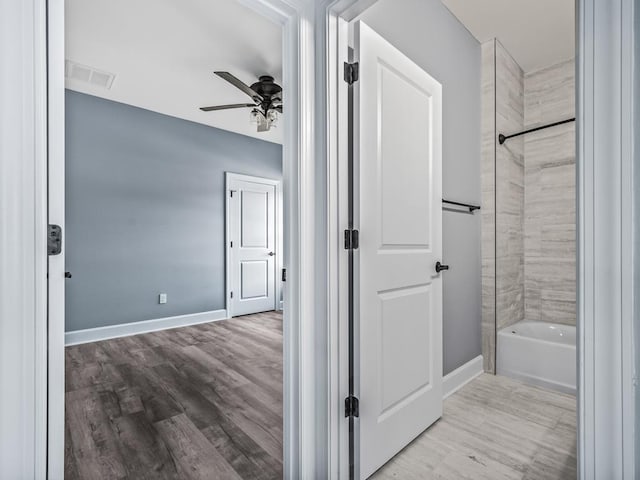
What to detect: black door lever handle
<box><xmin>435</xmin><ymin>262</ymin><xmax>449</xmax><ymax>273</ymax></box>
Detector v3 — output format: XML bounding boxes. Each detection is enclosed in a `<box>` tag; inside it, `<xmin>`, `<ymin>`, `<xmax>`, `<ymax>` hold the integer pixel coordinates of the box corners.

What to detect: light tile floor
<box><xmin>372</xmin><ymin>374</ymin><xmax>576</xmax><ymax>480</ymax></box>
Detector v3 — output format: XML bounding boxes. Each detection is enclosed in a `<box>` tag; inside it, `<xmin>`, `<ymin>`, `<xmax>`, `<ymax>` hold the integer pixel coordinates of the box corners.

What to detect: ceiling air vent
<box><xmin>65</xmin><ymin>60</ymin><xmax>115</xmax><ymax>89</ymax></box>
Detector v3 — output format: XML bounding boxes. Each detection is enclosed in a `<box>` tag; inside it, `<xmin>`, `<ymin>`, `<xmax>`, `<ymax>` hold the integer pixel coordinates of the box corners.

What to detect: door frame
<box><xmin>43</xmin><ymin>0</ymin><xmax>320</xmax><ymax>478</ymax></box>
<box><xmin>576</xmin><ymin>0</ymin><xmax>637</xmax><ymax>477</ymax></box>
<box><xmin>225</xmin><ymin>172</ymin><xmax>282</xmax><ymax>318</ymax></box>
<box><xmin>2</xmin><ymin>0</ymin><xmax>637</xmax><ymax>477</ymax></box>
<box><xmin>320</xmin><ymin>2</ymin><xmax>380</xmax><ymax>477</ymax></box>
<box><xmin>323</xmin><ymin>0</ymin><xmax>637</xmax><ymax>478</ymax></box>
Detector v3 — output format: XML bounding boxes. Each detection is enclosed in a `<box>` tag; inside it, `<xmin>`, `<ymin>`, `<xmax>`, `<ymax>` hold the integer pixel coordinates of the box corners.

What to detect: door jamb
<box><xmin>225</xmin><ymin>172</ymin><xmax>282</xmax><ymax>318</ymax></box>
<box><xmin>321</xmin><ymin>1</ymin><xmax>379</xmax><ymax>478</ymax></box>
<box><xmin>45</xmin><ymin>0</ymin><xmax>318</xmax><ymax>478</ymax></box>
<box><xmin>577</xmin><ymin>0</ymin><xmax>637</xmax><ymax>477</ymax></box>
<box><xmin>324</xmin><ymin>1</ymin><xmax>638</xmax><ymax>479</ymax></box>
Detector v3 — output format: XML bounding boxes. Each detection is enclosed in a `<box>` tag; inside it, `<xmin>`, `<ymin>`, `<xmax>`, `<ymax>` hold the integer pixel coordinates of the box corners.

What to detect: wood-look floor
<box><xmin>65</xmin><ymin>311</ymin><xmax>283</xmax><ymax>480</ymax></box>
<box><xmin>66</xmin><ymin>313</ymin><xmax>576</xmax><ymax>480</ymax></box>
<box><xmin>372</xmin><ymin>373</ymin><xmax>577</xmax><ymax>480</ymax></box>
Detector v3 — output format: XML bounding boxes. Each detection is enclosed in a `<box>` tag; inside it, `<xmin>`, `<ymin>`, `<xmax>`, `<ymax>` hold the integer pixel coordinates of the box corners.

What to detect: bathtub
<box><xmin>497</xmin><ymin>320</ymin><xmax>576</xmax><ymax>395</ymax></box>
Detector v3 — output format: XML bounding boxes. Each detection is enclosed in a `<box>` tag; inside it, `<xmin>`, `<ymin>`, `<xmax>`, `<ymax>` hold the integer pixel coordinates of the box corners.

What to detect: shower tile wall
<box><xmin>495</xmin><ymin>42</ymin><xmax>525</xmax><ymax>332</ymax></box>
<box><xmin>523</xmin><ymin>59</ymin><xmax>576</xmax><ymax>325</ymax></box>
<box><xmin>481</xmin><ymin>43</ymin><xmax>576</xmax><ymax>371</ymax></box>
<box><xmin>480</xmin><ymin>40</ymin><xmax>496</xmax><ymax>373</ymax></box>
<box><xmin>480</xmin><ymin>39</ymin><xmax>525</xmax><ymax>372</ymax></box>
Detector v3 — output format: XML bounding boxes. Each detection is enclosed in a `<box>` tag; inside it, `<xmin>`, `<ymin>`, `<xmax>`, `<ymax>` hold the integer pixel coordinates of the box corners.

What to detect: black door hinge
<box><xmin>344</xmin><ymin>62</ymin><xmax>359</xmax><ymax>85</ymax></box>
<box><xmin>344</xmin><ymin>229</ymin><xmax>359</xmax><ymax>250</ymax></box>
<box><xmin>48</xmin><ymin>225</ymin><xmax>62</xmax><ymax>256</ymax></box>
<box><xmin>230</xmin><ymin>291</ymin><xmax>233</xmax><ymax>299</ymax></box>
<box><xmin>282</xmin><ymin>268</ymin><xmax>287</xmax><ymax>282</ymax></box>
<box><xmin>345</xmin><ymin>396</ymin><xmax>359</xmax><ymax>418</ymax></box>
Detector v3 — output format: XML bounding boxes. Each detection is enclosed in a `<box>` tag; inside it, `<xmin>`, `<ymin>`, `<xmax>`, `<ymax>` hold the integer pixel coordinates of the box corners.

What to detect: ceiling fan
<box><xmin>200</xmin><ymin>72</ymin><xmax>282</xmax><ymax>132</ymax></box>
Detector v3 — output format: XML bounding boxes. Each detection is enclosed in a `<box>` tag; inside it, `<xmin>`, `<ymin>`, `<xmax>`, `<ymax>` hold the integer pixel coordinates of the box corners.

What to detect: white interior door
<box><xmin>353</xmin><ymin>21</ymin><xmax>443</xmax><ymax>479</ymax></box>
<box><xmin>227</xmin><ymin>173</ymin><xmax>278</xmax><ymax>317</ymax></box>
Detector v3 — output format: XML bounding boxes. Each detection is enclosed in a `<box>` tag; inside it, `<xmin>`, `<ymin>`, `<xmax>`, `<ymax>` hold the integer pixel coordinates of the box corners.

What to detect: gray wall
<box><xmin>65</xmin><ymin>90</ymin><xmax>282</xmax><ymax>332</ymax></box>
<box><xmin>359</xmin><ymin>0</ymin><xmax>482</xmax><ymax>375</ymax></box>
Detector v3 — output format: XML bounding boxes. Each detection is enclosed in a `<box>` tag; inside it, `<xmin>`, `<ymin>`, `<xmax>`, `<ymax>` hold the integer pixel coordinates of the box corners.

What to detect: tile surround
<box><xmin>480</xmin><ymin>40</ymin><xmax>496</xmax><ymax>373</ymax></box>
<box><xmin>481</xmin><ymin>41</ymin><xmax>576</xmax><ymax>371</ymax></box>
<box><xmin>524</xmin><ymin>59</ymin><xmax>576</xmax><ymax>326</ymax></box>
<box><xmin>481</xmin><ymin>39</ymin><xmax>525</xmax><ymax>372</ymax></box>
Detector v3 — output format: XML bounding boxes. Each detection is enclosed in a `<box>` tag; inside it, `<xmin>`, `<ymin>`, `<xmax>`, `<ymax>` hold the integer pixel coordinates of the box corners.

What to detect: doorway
<box><xmin>336</xmin><ymin>1</ymin><xmax>583</xmax><ymax>478</ymax></box>
<box><xmin>61</xmin><ymin>1</ymin><xmax>286</xmax><ymax>477</ymax></box>
<box><xmin>45</xmin><ymin>0</ymin><xmax>315</xmax><ymax>477</ymax></box>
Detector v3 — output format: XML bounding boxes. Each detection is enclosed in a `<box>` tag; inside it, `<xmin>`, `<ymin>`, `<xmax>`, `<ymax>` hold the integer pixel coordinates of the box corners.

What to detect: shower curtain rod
<box><xmin>498</xmin><ymin>117</ymin><xmax>575</xmax><ymax>145</ymax></box>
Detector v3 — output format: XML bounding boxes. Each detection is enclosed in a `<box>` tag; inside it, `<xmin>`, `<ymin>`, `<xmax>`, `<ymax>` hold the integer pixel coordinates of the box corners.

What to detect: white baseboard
<box><xmin>443</xmin><ymin>355</ymin><xmax>484</xmax><ymax>399</ymax></box>
<box><xmin>65</xmin><ymin>309</ymin><xmax>229</xmax><ymax>346</ymax></box>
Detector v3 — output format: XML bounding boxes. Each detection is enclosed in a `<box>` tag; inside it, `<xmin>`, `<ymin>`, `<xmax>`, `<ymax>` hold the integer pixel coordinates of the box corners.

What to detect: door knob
<box><xmin>435</xmin><ymin>262</ymin><xmax>449</xmax><ymax>273</ymax></box>
<box><xmin>268</xmin><ymin>251</ymin><xmax>275</xmax><ymax>256</ymax></box>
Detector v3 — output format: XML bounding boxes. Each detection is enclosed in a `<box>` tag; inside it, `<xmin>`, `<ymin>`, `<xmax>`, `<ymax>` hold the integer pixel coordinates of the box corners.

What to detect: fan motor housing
<box><xmin>251</xmin><ymin>76</ymin><xmax>282</xmax><ymax>100</ymax></box>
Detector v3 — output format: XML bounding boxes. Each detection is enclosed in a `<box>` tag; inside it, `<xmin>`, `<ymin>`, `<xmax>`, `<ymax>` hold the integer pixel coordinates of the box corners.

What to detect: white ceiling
<box><xmin>441</xmin><ymin>0</ymin><xmax>575</xmax><ymax>73</ymax></box>
<box><xmin>65</xmin><ymin>0</ymin><xmax>283</xmax><ymax>144</ymax></box>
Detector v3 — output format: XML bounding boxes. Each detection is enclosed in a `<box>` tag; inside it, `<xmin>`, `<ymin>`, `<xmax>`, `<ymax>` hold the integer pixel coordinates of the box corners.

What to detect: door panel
<box><xmin>379</xmin><ymin>285</ymin><xmax>432</xmax><ymax>412</ymax></box>
<box><xmin>379</xmin><ymin>64</ymin><xmax>432</xmax><ymax>248</ymax></box>
<box><xmin>241</xmin><ymin>191</ymin><xmax>269</xmax><ymax>247</ymax></box>
<box><xmin>354</xmin><ymin>21</ymin><xmax>443</xmax><ymax>479</ymax></box>
<box><xmin>228</xmin><ymin>174</ymin><xmax>277</xmax><ymax>316</ymax></box>
<box><xmin>241</xmin><ymin>260</ymin><xmax>268</xmax><ymax>299</ymax></box>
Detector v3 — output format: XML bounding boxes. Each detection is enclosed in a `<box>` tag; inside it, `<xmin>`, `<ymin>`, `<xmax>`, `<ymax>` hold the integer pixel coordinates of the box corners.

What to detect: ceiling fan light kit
<box><xmin>200</xmin><ymin>72</ymin><xmax>282</xmax><ymax>133</ymax></box>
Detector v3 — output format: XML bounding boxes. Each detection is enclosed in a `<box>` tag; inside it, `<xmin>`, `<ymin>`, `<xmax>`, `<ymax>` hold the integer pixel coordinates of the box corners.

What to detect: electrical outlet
<box><xmin>159</xmin><ymin>293</ymin><xmax>167</xmax><ymax>304</ymax></box>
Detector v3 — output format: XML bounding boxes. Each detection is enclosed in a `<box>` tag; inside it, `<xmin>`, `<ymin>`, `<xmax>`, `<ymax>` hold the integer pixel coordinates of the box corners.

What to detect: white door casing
<box><xmin>227</xmin><ymin>173</ymin><xmax>278</xmax><ymax>317</ymax></box>
<box><xmin>353</xmin><ymin>21</ymin><xmax>443</xmax><ymax>479</ymax></box>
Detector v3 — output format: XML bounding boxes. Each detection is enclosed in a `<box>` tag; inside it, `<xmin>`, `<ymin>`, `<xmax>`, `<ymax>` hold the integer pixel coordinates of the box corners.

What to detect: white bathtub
<box><xmin>497</xmin><ymin>320</ymin><xmax>576</xmax><ymax>395</ymax></box>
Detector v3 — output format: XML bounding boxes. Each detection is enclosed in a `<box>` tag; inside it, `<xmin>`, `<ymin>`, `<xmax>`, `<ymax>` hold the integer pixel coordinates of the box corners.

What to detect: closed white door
<box><xmin>353</xmin><ymin>21</ymin><xmax>443</xmax><ymax>479</ymax></box>
<box><xmin>227</xmin><ymin>173</ymin><xmax>278</xmax><ymax>317</ymax></box>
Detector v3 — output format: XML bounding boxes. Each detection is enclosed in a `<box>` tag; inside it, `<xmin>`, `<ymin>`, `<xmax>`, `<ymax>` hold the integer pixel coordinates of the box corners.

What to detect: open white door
<box><xmin>227</xmin><ymin>173</ymin><xmax>278</xmax><ymax>317</ymax></box>
<box><xmin>353</xmin><ymin>21</ymin><xmax>443</xmax><ymax>478</ymax></box>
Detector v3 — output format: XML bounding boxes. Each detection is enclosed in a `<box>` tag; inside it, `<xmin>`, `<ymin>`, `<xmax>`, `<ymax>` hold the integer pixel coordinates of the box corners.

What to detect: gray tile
<box><xmin>371</xmin><ymin>374</ymin><xmax>577</xmax><ymax>480</ymax></box>
<box><xmin>524</xmin><ymin>59</ymin><xmax>576</xmax><ymax>326</ymax></box>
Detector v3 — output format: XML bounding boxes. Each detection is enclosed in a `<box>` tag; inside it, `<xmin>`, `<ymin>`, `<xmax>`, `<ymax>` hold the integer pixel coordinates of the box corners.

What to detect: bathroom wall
<box><xmin>523</xmin><ymin>59</ymin><xmax>576</xmax><ymax>325</ymax></box>
<box><xmin>481</xmin><ymin>39</ymin><xmax>525</xmax><ymax>372</ymax></box>
<box><xmin>359</xmin><ymin>0</ymin><xmax>482</xmax><ymax>376</ymax></box>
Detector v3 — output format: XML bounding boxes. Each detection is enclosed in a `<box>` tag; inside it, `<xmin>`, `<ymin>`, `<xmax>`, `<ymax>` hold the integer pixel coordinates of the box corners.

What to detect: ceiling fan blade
<box><xmin>199</xmin><ymin>103</ymin><xmax>256</xmax><ymax>112</ymax></box>
<box><xmin>214</xmin><ymin>72</ymin><xmax>264</xmax><ymax>102</ymax></box>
